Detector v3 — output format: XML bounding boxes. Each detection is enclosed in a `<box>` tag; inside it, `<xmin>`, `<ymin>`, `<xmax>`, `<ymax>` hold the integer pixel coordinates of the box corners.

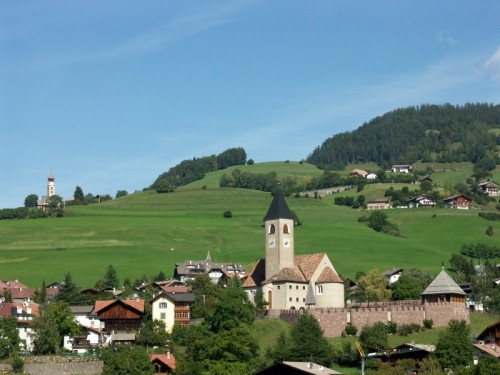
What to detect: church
<box><xmin>242</xmin><ymin>190</ymin><xmax>345</xmax><ymax>310</ymax></box>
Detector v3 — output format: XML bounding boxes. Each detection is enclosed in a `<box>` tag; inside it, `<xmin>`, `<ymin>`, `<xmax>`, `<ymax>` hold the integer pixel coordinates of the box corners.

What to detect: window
<box><xmin>283</xmin><ymin>224</ymin><xmax>290</xmax><ymax>234</ymax></box>
<box><xmin>303</xmin><ymin>298</ymin><xmax>305</xmax><ymax>302</ymax></box>
<box><xmin>160</xmin><ymin>313</ymin><xmax>166</xmax><ymax>320</ymax></box>
<box><xmin>277</xmin><ymin>285</ymin><xmax>280</xmax><ymax>290</ymax></box>
<box><xmin>269</xmin><ymin>224</ymin><xmax>276</xmax><ymax>234</ymax></box>
<box><xmin>296</xmin><ymin>286</ymin><xmax>299</xmax><ymax>290</ymax></box>
<box><xmin>289</xmin><ymin>297</ymin><xmax>292</xmax><ymax>302</ymax></box>
<box><xmin>296</xmin><ymin>298</ymin><xmax>299</xmax><ymax>302</ymax></box>
<box><xmin>289</xmin><ymin>285</ymin><xmax>292</xmax><ymax>289</ymax></box>
<box><xmin>303</xmin><ymin>286</ymin><xmax>306</xmax><ymax>290</ymax></box>
<box><xmin>317</xmin><ymin>285</ymin><xmax>323</xmax><ymax>295</ymax></box>
<box><xmin>159</xmin><ymin>302</ymin><xmax>167</xmax><ymax>309</ymax></box>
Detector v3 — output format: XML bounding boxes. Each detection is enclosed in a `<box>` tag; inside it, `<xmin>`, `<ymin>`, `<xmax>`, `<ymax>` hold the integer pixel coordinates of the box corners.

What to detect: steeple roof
<box><xmin>422</xmin><ymin>269</ymin><xmax>466</xmax><ymax>296</ymax></box>
<box><xmin>264</xmin><ymin>190</ymin><xmax>294</xmax><ymax>221</ymax></box>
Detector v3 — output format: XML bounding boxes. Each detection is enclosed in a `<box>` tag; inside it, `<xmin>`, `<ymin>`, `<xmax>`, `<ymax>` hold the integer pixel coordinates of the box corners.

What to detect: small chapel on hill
<box><xmin>242</xmin><ymin>190</ymin><xmax>345</xmax><ymax>310</ymax></box>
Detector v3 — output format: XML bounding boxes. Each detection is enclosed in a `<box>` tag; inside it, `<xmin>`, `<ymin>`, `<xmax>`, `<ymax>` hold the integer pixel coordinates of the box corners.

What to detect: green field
<box><xmin>0</xmin><ymin>162</ymin><xmax>499</xmax><ymax>288</ymax></box>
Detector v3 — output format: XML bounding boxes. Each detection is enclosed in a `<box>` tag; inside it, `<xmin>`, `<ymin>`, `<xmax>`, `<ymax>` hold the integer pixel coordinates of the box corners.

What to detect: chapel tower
<box><xmin>264</xmin><ymin>190</ymin><xmax>295</xmax><ymax>280</ymax></box>
<box><xmin>47</xmin><ymin>175</ymin><xmax>56</xmax><ymax>197</ymax></box>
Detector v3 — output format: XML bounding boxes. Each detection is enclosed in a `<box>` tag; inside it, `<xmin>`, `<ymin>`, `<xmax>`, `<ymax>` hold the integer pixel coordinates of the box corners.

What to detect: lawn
<box><xmin>0</xmin><ymin>162</ymin><xmax>499</xmax><ymax>289</ymax></box>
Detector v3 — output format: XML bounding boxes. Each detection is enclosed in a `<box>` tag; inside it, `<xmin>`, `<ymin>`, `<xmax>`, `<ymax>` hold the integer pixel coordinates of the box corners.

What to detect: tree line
<box><xmin>151</xmin><ymin>147</ymin><xmax>248</xmax><ymax>191</ymax></box>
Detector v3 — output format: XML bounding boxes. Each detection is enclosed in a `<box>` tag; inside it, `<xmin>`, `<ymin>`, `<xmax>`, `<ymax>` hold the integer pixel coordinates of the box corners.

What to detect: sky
<box><xmin>1</xmin><ymin>1</ymin><xmax>500</xmax><ymax>208</ymax></box>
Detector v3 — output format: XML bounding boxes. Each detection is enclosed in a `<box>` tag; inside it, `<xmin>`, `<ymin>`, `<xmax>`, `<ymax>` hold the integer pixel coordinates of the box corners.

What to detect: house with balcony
<box><xmin>151</xmin><ymin>292</ymin><xmax>194</xmax><ymax>333</ymax></box>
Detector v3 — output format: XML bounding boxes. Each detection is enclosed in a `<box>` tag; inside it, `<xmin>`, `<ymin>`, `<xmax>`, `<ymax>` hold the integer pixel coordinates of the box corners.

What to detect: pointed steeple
<box><xmin>422</xmin><ymin>269</ymin><xmax>466</xmax><ymax>296</ymax></box>
<box><xmin>264</xmin><ymin>190</ymin><xmax>294</xmax><ymax>221</ymax></box>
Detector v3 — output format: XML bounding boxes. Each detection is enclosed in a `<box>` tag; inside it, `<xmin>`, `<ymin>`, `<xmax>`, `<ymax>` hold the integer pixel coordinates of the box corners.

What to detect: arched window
<box><xmin>283</xmin><ymin>224</ymin><xmax>290</xmax><ymax>234</ymax></box>
<box><xmin>269</xmin><ymin>224</ymin><xmax>275</xmax><ymax>234</ymax></box>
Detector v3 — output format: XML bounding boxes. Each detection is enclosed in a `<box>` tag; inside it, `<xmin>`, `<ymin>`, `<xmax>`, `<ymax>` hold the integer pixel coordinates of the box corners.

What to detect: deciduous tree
<box><xmin>434</xmin><ymin>320</ymin><xmax>472</xmax><ymax>370</ymax></box>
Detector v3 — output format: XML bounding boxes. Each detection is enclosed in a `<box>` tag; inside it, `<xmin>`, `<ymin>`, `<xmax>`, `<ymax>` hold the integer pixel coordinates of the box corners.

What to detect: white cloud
<box><xmin>484</xmin><ymin>47</ymin><xmax>500</xmax><ymax>82</ymax></box>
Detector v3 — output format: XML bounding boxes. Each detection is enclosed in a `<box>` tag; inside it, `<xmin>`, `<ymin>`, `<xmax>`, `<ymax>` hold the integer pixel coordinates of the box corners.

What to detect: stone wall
<box><xmin>425</xmin><ymin>302</ymin><xmax>470</xmax><ymax>327</ymax></box>
<box><xmin>271</xmin><ymin>300</ymin><xmax>470</xmax><ymax>337</ymax></box>
<box><xmin>21</xmin><ymin>356</ymin><xmax>103</xmax><ymax>375</ymax></box>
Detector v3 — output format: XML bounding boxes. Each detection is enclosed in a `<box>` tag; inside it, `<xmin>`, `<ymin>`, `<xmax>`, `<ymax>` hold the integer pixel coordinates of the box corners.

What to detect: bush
<box><xmin>386</xmin><ymin>322</ymin><xmax>397</xmax><ymax>335</ymax></box>
<box><xmin>344</xmin><ymin>324</ymin><xmax>358</xmax><ymax>336</ymax></box>
<box><xmin>486</xmin><ymin>226</ymin><xmax>494</xmax><ymax>236</ymax></box>
<box><xmin>223</xmin><ymin>210</ymin><xmax>233</xmax><ymax>218</ymax></box>
<box><xmin>423</xmin><ymin>319</ymin><xmax>433</xmax><ymax>329</ymax></box>
<box><xmin>12</xmin><ymin>356</ymin><xmax>24</xmax><ymax>373</ymax></box>
<box><xmin>397</xmin><ymin>323</ymin><xmax>421</xmax><ymax>336</ymax></box>
<box><xmin>478</xmin><ymin>212</ymin><xmax>500</xmax><ymax>221</ymax></box>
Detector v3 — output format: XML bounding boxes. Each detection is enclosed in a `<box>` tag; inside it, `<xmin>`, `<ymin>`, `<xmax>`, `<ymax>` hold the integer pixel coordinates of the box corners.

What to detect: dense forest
<box><xmin>307</xmin><ymin>103</ymin><xmax>500</xmax><ymax>170</ymax></box>
<box><xmin>150</xmin><ymin>147</ymin><xmax>247</xmax><ymax>190</ymax></box>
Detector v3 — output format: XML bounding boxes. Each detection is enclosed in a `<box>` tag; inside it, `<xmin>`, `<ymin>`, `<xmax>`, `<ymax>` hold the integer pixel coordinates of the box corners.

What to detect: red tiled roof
<box><xmin>295</xmin><ymin>253</ymin><xmax>326</xmax><ymax>280</ymax></box>
<box><xmin>150</xmin><ymin>353</ymin><xmax>176</xmax><ymax>370</ymax></box>
<box><xmin>272</xmin><ymin>267</ymin><xmax>307</xmax><ymax>282</ymax></box>
<box><xmin>316</xmin><ymin>267</ymin><xmax>343</xmax><ymax>283</ymax></box>
<box><xmin>242</xmin><ymin>259</ymin><xmax>266</xmax><ymax>288</ymax></box>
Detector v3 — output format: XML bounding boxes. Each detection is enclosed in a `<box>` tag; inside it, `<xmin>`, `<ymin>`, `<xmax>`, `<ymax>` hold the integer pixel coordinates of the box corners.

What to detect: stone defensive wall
<box><xmin>269</xmin><ymin>300</ymin><xmax>470</xmax><ymax>337</ymax></box>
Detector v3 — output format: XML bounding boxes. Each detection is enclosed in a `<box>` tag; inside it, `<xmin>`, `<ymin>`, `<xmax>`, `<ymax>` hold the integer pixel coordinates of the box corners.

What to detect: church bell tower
<box><xmin>264</xmin><ymin>190</ymin><xmax>295</xmax><ymax>280</ymax></box>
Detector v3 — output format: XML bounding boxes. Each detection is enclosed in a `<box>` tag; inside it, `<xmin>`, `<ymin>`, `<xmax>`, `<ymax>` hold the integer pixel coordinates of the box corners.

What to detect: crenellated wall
<box><xmin>271</xmin><ymin>300</ymin><xmax>469</xmax><ymax>337</ymax></box>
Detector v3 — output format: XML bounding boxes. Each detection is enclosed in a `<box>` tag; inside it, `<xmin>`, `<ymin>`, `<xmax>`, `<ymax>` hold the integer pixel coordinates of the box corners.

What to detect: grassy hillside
<box><xmin>1</xmin><ymin>160</ymin><xmax>499</xmax><ymax>289</ymax></box>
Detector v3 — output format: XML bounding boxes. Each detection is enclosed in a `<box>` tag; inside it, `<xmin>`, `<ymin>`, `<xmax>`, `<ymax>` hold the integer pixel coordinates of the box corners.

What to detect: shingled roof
<box><xmin>422</xmin><ymin>269</ymin><xmax>466</xmax><ymax>296</ymax></box>
<box><xmin>264</xmin><ymin>190</ymin><xmax>294</xmax><ymax>221</ymax></box>
<box><xmin>316</xmin><ymin>267</ymin><xmax>343</xmax><ymax>283</ymax></box>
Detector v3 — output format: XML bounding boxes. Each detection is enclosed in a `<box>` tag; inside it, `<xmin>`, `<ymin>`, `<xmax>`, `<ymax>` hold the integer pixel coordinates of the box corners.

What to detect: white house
<box><xmin>151</xmin><ymin>292</ymin><xmax>195</xmax><ymax>333</ymax></box>
<box><xmin>0</xmin><ymin>301</ymin><xmax>39</xmax><ymax>352</ymax></box>
<box><xmin>243</xmin><ymin>191</ymin><xmax>344</xmax><ymax>310</ymax></box>
<box><xmin>391</xmin><ymin>165</ymin><xmax>412</xmax><ymax>173</ymax></box>
<box><xmin>70</xmin><ymin>305</ymin><xmax>102</xmax><ymax>329</ymax></box>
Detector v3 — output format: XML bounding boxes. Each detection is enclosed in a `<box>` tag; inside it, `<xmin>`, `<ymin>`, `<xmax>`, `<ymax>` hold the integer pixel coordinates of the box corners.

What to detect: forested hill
<box><xmin>307</xmin><ymin>103</ymin><xmax>500</xmax><ymax>170</ymax></box>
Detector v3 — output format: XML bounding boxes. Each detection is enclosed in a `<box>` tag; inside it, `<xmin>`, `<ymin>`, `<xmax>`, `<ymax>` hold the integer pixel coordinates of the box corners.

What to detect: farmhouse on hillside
<box><xmin>391</xmin><ymin>165</ymin><xmax>412</xmax><ymax>173</ymax></box>
<box><xmin>242</xmin><ymin>190</ymin><xmax>345</xmax><ymax>310</ymax></box>
<box><xmin>479</xmin><ymin>181</ymin><xmax>499</xmax><ymax>196</ymax></box>
<box><xmin>366</xmin><ymin>199</ymin><xmax>391</xmax><ymax>210</ymax></box>
<box><xmin>443</xmin><ymin>194</ymin><xmax>472</xmax><ymax>209</ymax></box>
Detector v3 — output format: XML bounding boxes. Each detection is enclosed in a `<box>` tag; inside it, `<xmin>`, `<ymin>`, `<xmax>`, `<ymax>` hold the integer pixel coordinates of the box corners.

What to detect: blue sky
<box><xmin>1</xmin><ymin>1</ymin><xmax>499</xmax><ymax>208</ymax></box>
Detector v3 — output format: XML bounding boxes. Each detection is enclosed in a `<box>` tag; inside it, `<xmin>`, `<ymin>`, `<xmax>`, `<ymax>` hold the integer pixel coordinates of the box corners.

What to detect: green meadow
<box><xmin>0</xmin><ymin>162</ymin><xmax>499</xmax><ymax>288</ymax></box>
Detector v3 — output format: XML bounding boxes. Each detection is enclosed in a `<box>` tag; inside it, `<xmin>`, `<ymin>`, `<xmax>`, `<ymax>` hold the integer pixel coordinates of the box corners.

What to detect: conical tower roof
<box><xmin>422</xmin><ymin>269</ymin><xmax>466</xmax><ymax>296</ymax></box>
<box><xmin>264</xmin><ymin>190</ymin><xmax>294</xmax><ymax>221</ymax></box>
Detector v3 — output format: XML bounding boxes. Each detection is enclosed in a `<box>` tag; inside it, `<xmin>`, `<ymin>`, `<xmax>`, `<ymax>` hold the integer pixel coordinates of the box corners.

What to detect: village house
<box><xmin>473</xmin><ymin>321</ymin><xmax>500</xmax><ymax>358</ymax></box>
<box><xmin>371</xmin><ymin>343</ymin><xmax>435</xmax><ymax>366</ymax></box>
<box><xmin>443</xmin><ymin>194</ymin><xmax>472</xmax><ymax>209</ymax></box>
<box><xmin>151</xmin><ymin>291</ymin><xmax>194</xmax><ymax>333</ymax></box>
<box><xmin>0</xmin><ymin>301</ymin><xmax>39</xmax><ymax>352</ymax></box>
<box><xmin>406</xmin><ymin>195</ymin><xmax>436</xmax><ymax>208</ymax></box>
<box><xmin>349</xmin><ymin>169</ymin><xmax>369</xmax><ymax>178</ymax></box>
<box><xmin>174</xmin><ymin>251</ymin><xmax>246</xmax><ymax>283</ymax></box>
<box><xmin>242</xmin><ymin>190</ymin><xmax>344</xmax><ymax>310</ymax></box>
<box><xmin>479</xmin><ymin>181</ymin><xmax>499</xmax><ymax>196</ymax></box>
<box><xmin>150</xmin><ymin>352</ymin><xmax>176</xmax><ymax>374</ymax></box>
<box><xmin>367</xmin><ymin>172</ymin><xmax>378</xmax><ymax>180</ymax></box>
<box><xmin>366</xmin><ymin>199</ymin><xmax>391</xmax><ymax>210</ymax></box>
<box><xmin>63</xmin><ymin>326</ymin><xmax>104</xmax><ymax>354</ymax></box>
<box><xmin>256</xmin><ymin>361</ymin><xmax>343</xmax><ymax>375</ymax></box>
<box><xmin>94</xmin><ymin>299</ymin><xmax>145</xmax><ymax>333</ymax></box>
<box><xmin>382</xmin><ymin>267</ymin><xmax>403</xmax><ymax>284</ymax></box>
<box><xmin>391</xmin><ymin>165</ymin><xmax>412</xmax><ymax>173</ymax></box>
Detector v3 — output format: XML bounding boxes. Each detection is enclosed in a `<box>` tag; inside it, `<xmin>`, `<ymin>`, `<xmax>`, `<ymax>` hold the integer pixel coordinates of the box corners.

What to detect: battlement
<box><xmin>268</xmin><ymin>298</ymin><xmax>470</xmax><ymax>337</ymax></box>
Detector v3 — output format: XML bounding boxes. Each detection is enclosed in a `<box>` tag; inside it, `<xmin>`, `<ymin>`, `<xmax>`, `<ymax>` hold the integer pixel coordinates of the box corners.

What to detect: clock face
<box><xmin>283</xmin><ymin>238</ymin><xmax>290</xmax><ymax>247</ymax></box>
<box><xmin>268</xmin><ymin>239</ymin><xmax>275</xmax><ymax>247</ymax></box>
